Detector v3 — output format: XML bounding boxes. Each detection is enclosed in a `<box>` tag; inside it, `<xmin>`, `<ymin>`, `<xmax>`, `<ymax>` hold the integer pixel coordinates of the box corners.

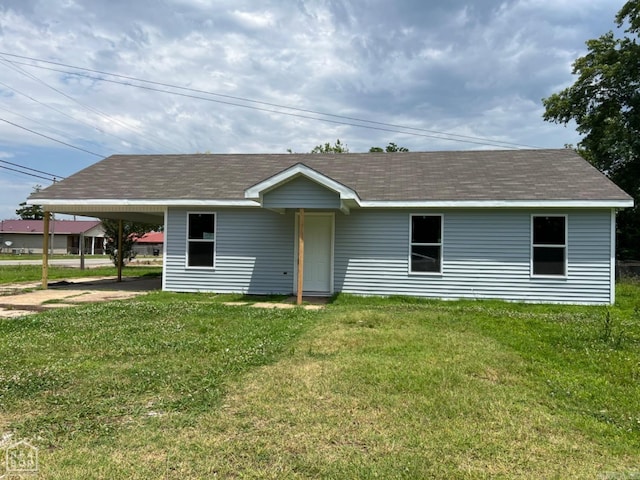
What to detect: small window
<box><xmin>410</xmin><ymin>215</ymin><xmax>442</xmax><ymax>274</ymax></box>
<box><xmin>532</xmin><ymin>215</ymin><xmax>566</xmax><ymax>276</ymax></box>
<box><xmin>187</xmin><ymin>213</ymin><xmax>216</xmax><ymax>268</ymax></box>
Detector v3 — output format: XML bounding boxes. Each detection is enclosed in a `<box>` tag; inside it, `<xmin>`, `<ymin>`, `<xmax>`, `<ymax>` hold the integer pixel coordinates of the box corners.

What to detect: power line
<box><xmin>0</xmin><ymin>56</ymin><xmax>184</xmax><ymax>153</ymax></box>
<box><xmin>0</xmin><ymin>104</ymin><xmax>105</xmax><ymax>155</ymax></box>
<box><xmin>0</xmin><ymin>164</ymin><xmax>56</xmax><ymax>182</ymax></box>
<box><xmin>0</xmin><ymin>52</ymin><xmax>542</xmax><ymax>150</ymax></box>
<box><xmin>0</xmin><ymin>117</ymin><xmax>104</xmax><ymax>157</ymax></box>
<box><xmin>0</xmin><ymin>78</ymin><xmax>118</xmax><ymax>154</ymax></box>
<box><xmin>7</xmin><ymin>61</ymin><xmax>531</xmax><ymax>149</ymax></box>
<box><xmin>0</xmin><ymin>159</ymin><xmax>63</xmax><ymax>179</ymax></box>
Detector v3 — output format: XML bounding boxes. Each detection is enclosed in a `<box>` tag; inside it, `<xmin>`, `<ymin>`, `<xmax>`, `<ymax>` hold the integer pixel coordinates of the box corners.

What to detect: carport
<box><xmin>36</xmin><ymin>205</ymin><xmax>164</xmax><ymax>289</ymax></box>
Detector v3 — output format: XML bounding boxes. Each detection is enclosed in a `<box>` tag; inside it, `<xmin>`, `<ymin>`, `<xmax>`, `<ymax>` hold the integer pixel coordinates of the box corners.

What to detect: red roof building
<box><xmin>0</xmin><ymin>219</ymin><xmax>105</xmax><ymax>255</ymax></box>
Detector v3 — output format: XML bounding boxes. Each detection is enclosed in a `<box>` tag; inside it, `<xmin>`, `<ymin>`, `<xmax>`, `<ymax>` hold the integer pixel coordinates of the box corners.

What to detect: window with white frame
<box><xmin>532</xmin><ymin>215</ymin><xmax>566</xmax><ymax>276</ymax></box>
<box><xmin>187</xmin><ymin>212</ymin><xmax>216</xmax><ymax>268</ymax></box>
<box><xmin>410</xmin><ymin>214</ymin><xmax>442</xmax><ymax>273</ymax></box>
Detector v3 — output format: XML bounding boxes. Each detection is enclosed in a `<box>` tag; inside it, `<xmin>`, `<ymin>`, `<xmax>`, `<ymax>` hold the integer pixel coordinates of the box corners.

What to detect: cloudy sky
<box><xmin>0</xmin><ymin>0</ymin><xmax>627</xmax><ymax>220</ymax></box>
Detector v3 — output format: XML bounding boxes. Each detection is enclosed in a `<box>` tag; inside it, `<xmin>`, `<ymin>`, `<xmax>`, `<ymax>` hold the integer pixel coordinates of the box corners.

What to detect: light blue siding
<box><xmin>334</xmin><ymin>209</ymin><xmax>613</xmax><ymax>304</ymax></box>
<box><xmin>262</xmin><ymin>176</ymin><xmax>340</xmax><ymax>209</ymax></box>
<box><xmin>164</xmin><ymin>208</ymin><xmax>295</xmax><ymax>294</ymax></box>
<box><xmin>164</xmin><ymin>207</ymin><xmax>614</xmax><ymax>304</ymax></box>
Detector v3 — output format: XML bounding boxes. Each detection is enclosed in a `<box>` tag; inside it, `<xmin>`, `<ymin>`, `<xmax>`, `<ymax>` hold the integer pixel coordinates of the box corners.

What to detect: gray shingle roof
<box><xmin>31</xmin><ymin>149</ymin><xmax>631</xmax><ymax>202</ymax></box>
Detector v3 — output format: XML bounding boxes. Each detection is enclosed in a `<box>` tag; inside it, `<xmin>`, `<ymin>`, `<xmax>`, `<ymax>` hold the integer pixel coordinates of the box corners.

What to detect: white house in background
<box><xmin>27</xmin><ymin>149</ymin><xmax>633</xmax><ymax>304</ymax></box>
<box><xmin>0</xmin><ymin>219</ymin><xmax>105</xmax><ymax>255</ymax></box>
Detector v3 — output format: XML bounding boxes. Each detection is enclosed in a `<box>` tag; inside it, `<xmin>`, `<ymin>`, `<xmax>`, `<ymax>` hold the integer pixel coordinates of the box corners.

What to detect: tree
<box><xmin>369</xmin><ymin>142</ymin><xmax>409</xmax><ymax>152</ymax></box>
<box><xmin>306</xmin><ymin>139</ymin><xmax>409</xmax><ymax>153</ymax></box>
<box><xmin>100</xmin><ymin>219</ymin><xmax>159</xmax><ymax>267</ymax></box>
<box><xmin>16</xmin><ymin>185</ymin><xmax>44</xmax><ymax>220</ymax></box>
<box><xmin>542</xmin><ymin>0</ymin><xmax>640</xmax><ymax>259</ymax></box>
<box><xmin>310</xmin><ymin>139</ymin><xmax>350</xmax><ymax>153</ymax></box>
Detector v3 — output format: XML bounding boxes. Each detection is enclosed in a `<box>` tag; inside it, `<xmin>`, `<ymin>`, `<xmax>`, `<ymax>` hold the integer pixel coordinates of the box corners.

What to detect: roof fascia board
<box><xmin>244</xmin><ymin>163</ymin><xmax>360</xmax><ymax>202</ymax></box>
<box><xmin>359</xmin><ymin>200</ymin><xmax>634</xmax><ymax>208</ymax></box>
<box><xmin>28</xmin><ymin>199</ymin><xmax>260</xmax><ymax>208</ymax></box>
<box><xmin>28</xmin><ymin>198</ymin><xmax>633</xmax><ymax>209</ymax></box>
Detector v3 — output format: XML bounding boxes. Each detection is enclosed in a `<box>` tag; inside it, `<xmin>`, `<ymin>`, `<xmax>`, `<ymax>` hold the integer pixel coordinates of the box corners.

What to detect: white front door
<box><xmin>296</xmin><ymin>213</ymin><xmax>333</xmax><ymax>295</ymax></box>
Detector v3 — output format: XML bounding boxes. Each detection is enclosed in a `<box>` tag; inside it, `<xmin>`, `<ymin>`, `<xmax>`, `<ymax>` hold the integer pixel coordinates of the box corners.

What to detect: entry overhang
<box><xmin>244</xmin><ymin>163</ymin><xmax>360</xmax><ymax>214</ymax></box>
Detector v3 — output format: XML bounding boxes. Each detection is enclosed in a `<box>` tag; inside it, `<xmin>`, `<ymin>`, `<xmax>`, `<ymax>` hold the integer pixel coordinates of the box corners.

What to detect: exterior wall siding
<box><xmin>0</xmin><ymin>233</ymin><xmax>69</xmax><ymax>254</ymax></box>
<box><xmin>164</xmin><ymin>207</ymin><xmax>614</xmax><ymax>304</ymax></box>
<box><xmin>164</xmin><ymin>208</ymin><xmax>295</xmax><ymax>294</ymax></box>
<box><xmin>262</xmin><ymin>176</ymin><xmax>340</xmax><ymax>209</ymax></box>
<box><xmin>334</xmin><ymin>209</ymin><xmax>613</xmax><ymax>304</ymax></box>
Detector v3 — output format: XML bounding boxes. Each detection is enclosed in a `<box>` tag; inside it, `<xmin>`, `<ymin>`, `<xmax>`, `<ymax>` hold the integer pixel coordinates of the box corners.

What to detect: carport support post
<box><xmin>117</xmin><ymin>219</ymin><xmax>123</xmax><ymax>282</ymax></box>
<box><xmin>297</xmin><ymin>208</ymin><xmax>305</xmax><ymax>305</ymax></box>
<box><xmin>42</xmin><ymin>211</ymin><xmax>50</xmax><ymax>289</ymax></box>
<box><xmin>80</xmin><ymin>232</ymin><xmax>85</xmax><ymax>270</ymax></box>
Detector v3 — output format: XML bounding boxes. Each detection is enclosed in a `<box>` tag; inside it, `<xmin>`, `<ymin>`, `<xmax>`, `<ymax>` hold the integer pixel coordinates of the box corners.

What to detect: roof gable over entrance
<box><xmin>245</xmin><ymin>163</ymin><xmax>359</xmax><ymax>213</ymax></box>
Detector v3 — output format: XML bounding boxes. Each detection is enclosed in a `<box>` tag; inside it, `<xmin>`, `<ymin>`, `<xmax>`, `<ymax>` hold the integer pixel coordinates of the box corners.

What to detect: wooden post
<box><xmin>297</xmin><ymin>208</ymin><xmax>305</xmax><ymax>305</ymax></box>
<box><xmin>42</xmin><ymin>211</ymin><xmax>50</xmax><ymax>289</ymax></box>
<box><xmin>80</xmin><ymin>232</ymin><xmax>85</xmax><ymax>270</ymax></box>
<box><xmin>117</xmin><ymin>219</ymin><xmax>123</xmax><ymax>282</ymax></box>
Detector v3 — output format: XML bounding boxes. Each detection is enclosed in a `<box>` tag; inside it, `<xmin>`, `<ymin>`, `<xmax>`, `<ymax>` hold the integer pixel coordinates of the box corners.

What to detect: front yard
<box><xmin>0</xmin><ymin>282</ymin><xmax>638</xmax><ymax>478</ymax></box>
<box><xmin>0</xmin><ymin>264</ymin><xmax>162</xmax><ymax>284</ymax></box>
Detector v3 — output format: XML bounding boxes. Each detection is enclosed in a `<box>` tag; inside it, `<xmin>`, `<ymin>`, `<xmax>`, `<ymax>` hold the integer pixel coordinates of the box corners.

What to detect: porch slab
<box><xmin>252</xmin><ymin>302</ymin><xmax>295</xmax><ymax>309</ymax></box>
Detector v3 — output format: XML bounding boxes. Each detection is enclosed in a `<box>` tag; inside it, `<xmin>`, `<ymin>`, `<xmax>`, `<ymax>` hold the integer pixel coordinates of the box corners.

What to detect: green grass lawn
<box><xmin>0</xmin><ymin>283</ymin><xmax>638</xmax><ymax>478</ymax></box>
<box><xmin>0</xmin><ymin>265</ymin><xmax>162</xmax><ymax>284</ymax></box>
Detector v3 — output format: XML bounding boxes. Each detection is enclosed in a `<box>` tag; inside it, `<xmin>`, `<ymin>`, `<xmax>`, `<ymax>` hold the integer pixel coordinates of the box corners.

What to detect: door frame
<box><xmin>293</xmin><ymin>211</ymin><xmax>335</xmax><ymax>295</ymax></box>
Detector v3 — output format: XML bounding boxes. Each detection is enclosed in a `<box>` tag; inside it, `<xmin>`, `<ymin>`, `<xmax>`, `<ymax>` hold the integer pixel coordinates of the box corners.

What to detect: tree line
<box><xmin>543</xmin><ymin>0</ymin><xmax>640</xmax><ymax>260</ymax></box>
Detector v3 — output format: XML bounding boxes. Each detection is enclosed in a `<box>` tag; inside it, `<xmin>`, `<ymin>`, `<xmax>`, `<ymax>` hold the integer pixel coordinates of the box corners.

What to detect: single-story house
<box><xmin>0</xmin><ymin>219</ymin><xmax>105</xmax><ymax>255</ymax></box>
<box><xmin>133</xmin><ymin>231</ymin><xmax>164</xmax><ymax>256</ymax></box>
<box><xmin>28</xmin><ymin>149</ymin><xmax>633</xmax><ymax>304</ymax></box>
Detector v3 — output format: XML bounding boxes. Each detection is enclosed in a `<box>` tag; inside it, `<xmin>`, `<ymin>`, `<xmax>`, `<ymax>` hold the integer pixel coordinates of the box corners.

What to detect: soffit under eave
<box><xmin>41</xmin><ymin>205</ymin><xmax>164</xmax><ymax>224</ymax></box>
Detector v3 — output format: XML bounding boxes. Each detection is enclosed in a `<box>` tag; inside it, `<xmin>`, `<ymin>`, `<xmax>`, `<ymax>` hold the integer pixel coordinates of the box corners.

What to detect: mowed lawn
<box><xmin>0</xmin><ymin>281</ymin><xmax>638</xmax><ymax>479</ymax></box>
<box><xmin>0</xmin><ymin>264</ymin><xmax>162</xmax><ymax>284</ymax></box>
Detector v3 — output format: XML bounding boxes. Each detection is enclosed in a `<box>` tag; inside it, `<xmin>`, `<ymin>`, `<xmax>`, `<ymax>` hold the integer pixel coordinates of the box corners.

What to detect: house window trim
<box><xmin>530</xmin><ymin>214</ymin><xmax>568</xmax><ymax>278</ymax></box>
<box><xmin>409</xmin><ymin>213</ymin><xmax>444</xmax><ymax>275</ymax></box>
<box><xmin>185</xmin><ymin>211</ymin><xmax>217</xmax><ymax>270</ymax></box>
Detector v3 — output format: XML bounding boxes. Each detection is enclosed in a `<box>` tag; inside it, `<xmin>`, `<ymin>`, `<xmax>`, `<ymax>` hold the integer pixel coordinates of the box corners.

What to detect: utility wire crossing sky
<box><xmin>0</xmin><ymin>0</ymin><xmax>625</xmax><ymax>219</ymax></box>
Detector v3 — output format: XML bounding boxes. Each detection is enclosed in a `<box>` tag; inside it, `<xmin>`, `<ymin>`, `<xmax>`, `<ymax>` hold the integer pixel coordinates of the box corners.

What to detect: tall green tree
<box><xmin>16</xmin><ymin>185</ymin><xmax>44</xmax><ymax>220</ymax></box>
<box><xmin>100</xmin><ymin>219</ymin><xmax>159</xmax><ymax>267</ymax></box>
<box><xmin>542</xmin><ymin>0</ymin><xmax>640</xmax><ymax>259</ymax></box>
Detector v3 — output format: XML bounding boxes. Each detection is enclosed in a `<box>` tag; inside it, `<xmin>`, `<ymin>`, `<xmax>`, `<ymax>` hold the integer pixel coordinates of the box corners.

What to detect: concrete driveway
<box><xmin>0</xmin><ymin>276</ymin><xmax>161</xmax><ymax>318</ymax></box>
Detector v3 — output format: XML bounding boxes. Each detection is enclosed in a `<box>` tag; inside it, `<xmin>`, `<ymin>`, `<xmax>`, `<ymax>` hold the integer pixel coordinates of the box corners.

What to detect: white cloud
<box><xmin>0</xmin><ymin>0</ymin><xmax>625</xmax><ymax>170</ymax></box>
<box><xmin>231</xmin><ymin>10</ymin><xmax>275</xmax><ymax>29</ymax></box>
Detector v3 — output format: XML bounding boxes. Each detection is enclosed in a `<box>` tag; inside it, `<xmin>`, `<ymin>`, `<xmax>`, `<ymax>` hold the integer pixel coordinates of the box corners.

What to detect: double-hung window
<box><xmin>410</xmin><ymin>214</ymin><xmax>442</xmax><ymax>274</ymax></box>
<box><xmin>531</xmin><ymin>215</ymin><xmax>566</xmax><ymax>276</ymax></box>
<box><xmin>187</xmin><ymin>212</ymin><xmax>216</xmax><ymax>268</ymax></box>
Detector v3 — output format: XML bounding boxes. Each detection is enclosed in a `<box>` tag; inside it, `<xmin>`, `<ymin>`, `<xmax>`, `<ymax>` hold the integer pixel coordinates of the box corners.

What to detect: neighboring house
<box><xmin>133</xmin><ymin>231</ymin><xmax>164</xmax><ymax>256</ymax></box>
<box><xmin>28</xmin><ymin>149</ymin><xmax>633</xmax><ymax>304</ymax></box>
<box><xmin>0</xmin><ymin>219</ymin><xmax>105</xmax><ymax>255</ymax></box>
